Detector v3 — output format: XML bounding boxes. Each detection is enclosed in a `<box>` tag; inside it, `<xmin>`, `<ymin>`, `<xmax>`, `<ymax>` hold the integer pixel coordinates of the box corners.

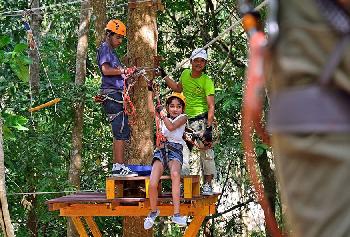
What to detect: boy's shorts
<box><xmin>153</xmin><ymin>142</ymin><xmax>183</xmax><ymax>169</ymax></box>
<box><xmin>101</xmin><ymin>90</ymin><xmax>130</xmax><ymax>141</ymax></box>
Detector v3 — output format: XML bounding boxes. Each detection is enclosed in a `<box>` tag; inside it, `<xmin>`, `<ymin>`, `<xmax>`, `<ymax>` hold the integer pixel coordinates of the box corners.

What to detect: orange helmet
<box><xmin>105</xmin><ymin>19</ymin><xmax>126</xmax><ymax>36</ymax></box>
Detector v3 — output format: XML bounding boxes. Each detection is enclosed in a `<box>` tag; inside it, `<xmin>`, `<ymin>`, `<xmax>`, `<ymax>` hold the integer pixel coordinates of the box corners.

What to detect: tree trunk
<box><xmin>257</xmin><ymin>149</ymin><xmax>277</xmax><ymax>237</ymax></box>
<box><xmin>0</xmin><ymin>118</ymin><xmax>15</xmax><ymax>237</ymax></box>
<box><xmin>123</xmin><ymin>1</ymin><xmax>159</xmax><ymax>236</ymax></box>
<box><xmin>29</xmin><ymin>0</ymin><xmax>41</xmax><ymax>95</ymax></box>
<box><xmin>92</xmin><ymin>0</ymin><xmax>106</xmax><ymax>47</ymax></box>
<box><xmin>67</xmin><ymin>1</ymin><xmax>91</xmax><ymax>236</ymax></box>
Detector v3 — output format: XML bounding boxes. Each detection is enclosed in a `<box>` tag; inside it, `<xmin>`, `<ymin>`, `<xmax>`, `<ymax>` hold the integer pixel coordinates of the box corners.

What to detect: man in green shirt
<box><xmin>161</xmin><ymin>48</ymin><xmax>216</xmax><ymax>195</ymax></box>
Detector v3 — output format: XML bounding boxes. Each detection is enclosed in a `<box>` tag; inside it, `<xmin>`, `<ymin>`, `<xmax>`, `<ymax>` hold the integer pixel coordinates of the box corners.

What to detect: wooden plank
<box><xmin>106</xmin><ymin>179</ymin><xmax>115</xmax><ymax>199</ymax></box>
<box><xmin>71</xmin><ymin>216</ymin><xmax>88</xmax><ymax>237</ymax></box>
<box><xmin>183</xmin><ymin>215</ymin><xmax>205</xmax><ymax>237</ymax></box>
<box><xmin>59</xmin><ymin>202</ymin><xmax>214</xmax><ymax>217</ymax></box>
<box><xmin>183</xmin><ymin>177</ymin><xmax>193</xmax><ymax>199</ymax></box>
<box><xmin>145</xmin><ymin>177</ymin><xmax>150</xmax><ymax>198</ymax></box>
<box><xmin>85</xmin><ymin>216</ymin><xmax>102</xmax><ymax>237</ymax></box>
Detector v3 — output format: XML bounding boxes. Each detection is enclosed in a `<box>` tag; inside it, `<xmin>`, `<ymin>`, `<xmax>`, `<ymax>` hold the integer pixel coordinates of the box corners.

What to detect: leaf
<box><xmin>0</xmin><ymin>35</ymin><xmax>10</xmax><ymax>49</ymax></box>
<box><xmin>13</xmin><ymin>43</ymin><xmax>28</xmax><ymax>53</ymax></box>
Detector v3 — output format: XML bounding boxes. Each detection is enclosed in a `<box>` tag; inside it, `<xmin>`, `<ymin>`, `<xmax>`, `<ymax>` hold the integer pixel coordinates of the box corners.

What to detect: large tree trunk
<box><xmin>0</xmin><ymin>118</ymin><xmax>15</xmax><ymax>237</ymax></box>
<box><xmin>257</xmin><ymin>150</ymin><xmax>278</xmax><ymax>237</ymax></box>
<box><xmin>123</xmin><ymin>1</ymin><xmax>159</xmax><ymax>236</ymax></box>
<box><xmin>92</xmin><ymin>0</ymin><xmax>106</xmax><ymax>47</ymax></box>
<box><xmin>67</xmin><ymin>1</ymin><xmax>91</xmax><ymax>236</ymax></box>
<box><xmin>29</xmin><ymin>0</ymin><xmax>41</xmax><ymax>95</ymax></box>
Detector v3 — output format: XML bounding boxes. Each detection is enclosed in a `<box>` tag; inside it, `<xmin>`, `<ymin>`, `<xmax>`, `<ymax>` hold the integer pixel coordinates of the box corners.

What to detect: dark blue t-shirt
<box><xmin>97</xmin><ymin>42</ymin><xmax>124</xmax><ymax>90</ymax></box>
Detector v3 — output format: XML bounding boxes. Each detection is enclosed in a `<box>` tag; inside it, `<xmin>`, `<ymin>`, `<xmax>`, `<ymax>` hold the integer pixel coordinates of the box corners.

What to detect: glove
<box><xmin>155</xmin><ymin>105</ymin><xmax>163</xmax><ymax>114</ymax></box>
<box><xmin>147</xmin><ymin>80</ymin><xmax>154</xmax><ymax>91</ymax></box>
<box><xmin>156</xmin><ymin>67</ymin><xmax>167</xmax><ymax>78</ymax></box>
<box><xmin>202</xmin><ymin>125</ymin><xmax>213</xmax><ymax>143</ymax></box>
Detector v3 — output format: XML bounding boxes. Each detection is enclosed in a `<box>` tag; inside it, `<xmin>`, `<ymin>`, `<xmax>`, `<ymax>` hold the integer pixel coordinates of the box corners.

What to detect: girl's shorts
<box><xmin>152</xmin><ymin>142</ymin><xmax>183</xmax><ymax>169</ymax></box>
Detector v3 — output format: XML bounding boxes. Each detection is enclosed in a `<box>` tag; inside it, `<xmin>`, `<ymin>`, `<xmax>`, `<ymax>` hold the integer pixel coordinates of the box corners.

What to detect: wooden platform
<box><xmin>106</xmin><ymin>175</ymin><xmax>200</xmax><ymax>199</ymax></box>
<box><xmin>47</xmin><ymin>192</ymin><xmax>219</xmax><ymax>237</ymax></box>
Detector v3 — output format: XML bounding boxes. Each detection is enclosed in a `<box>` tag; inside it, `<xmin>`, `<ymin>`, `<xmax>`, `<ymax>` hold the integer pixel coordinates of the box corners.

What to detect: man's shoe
<box><xmin>144</xmin><ymin>209</ymin><xmax>160</xmax><ymax>230</ymax></box>
<box><xmin>111</xmin><ymin>164</ymin><xmax>138</xmax><ymax>177</ymax></box>
<box><xmin>202</xmin><ymin>182</ymin><xmax>213</xmax><ymax>196</ymax></box>
<box><xmin>171</xmin><ymin>214</ymin><xmax>187</xmax><ymax>226</ymax></box>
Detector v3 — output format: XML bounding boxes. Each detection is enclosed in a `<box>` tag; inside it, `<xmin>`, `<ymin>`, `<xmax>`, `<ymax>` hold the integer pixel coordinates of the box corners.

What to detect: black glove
<box><xmin>157</xmin><ymin>67</ymin><xmax>167</xmax><ymax>78</ymax></box>
<box><xmin>155</xmin><ymin>105</ymin><xmax>163</xmax><ymax>114</ymax></box>
<box><xmin>147</xmin><ymin>80</ymin><xmax>154</xmax><ymax>91</ymax></box>
<box><xmin>202</xmin><ymin>126</ymin><xmax>213</xmax><ymax>143</ymax></box>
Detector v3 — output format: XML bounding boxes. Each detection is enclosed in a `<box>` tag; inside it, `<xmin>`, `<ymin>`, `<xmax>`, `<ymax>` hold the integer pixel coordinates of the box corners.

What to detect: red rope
<box><xmin>242</xmin><ymin>31</ymin><xmax>283</xmax><ymax>237</ymax></box>
<box><xmin>123</xmin><ymin>77</ymin><xmax>136</xmax><ymax>125</ymax></box>
<box><xmin>154</xmin><ymin>96</ymin><xmax>167</xmax><ymax>147</ymax></box>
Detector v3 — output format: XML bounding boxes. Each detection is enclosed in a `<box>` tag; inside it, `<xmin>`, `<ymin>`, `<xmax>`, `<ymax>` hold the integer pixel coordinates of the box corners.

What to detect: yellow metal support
<box><xmin>183</xmin><ymin>215</ymin><xmax>206</xmax><ymax>237</ymax></box>
<box><xmin>85</xmin><ymin>216</ymin><xmax>102</xmax><ymax>237</ymax></box>
<box><xmin>106</xmin><ymin>179</ymin><xmax>115</xmax><ymax>199</ymax></box>
<box><xmin>71</xmin><ymin>216</ymin><xmax>88</xmax><ymax>237</ymax></box>
<box><xmin>145</xmin><ymin>177</ymin><xmax>150</xmax><ymax>198</ymax></box>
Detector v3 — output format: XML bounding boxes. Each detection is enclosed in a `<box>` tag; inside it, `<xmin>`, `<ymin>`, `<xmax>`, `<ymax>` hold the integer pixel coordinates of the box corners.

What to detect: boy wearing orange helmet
<box><xmin>97</xmin><ymin>19</ymin><xmax>137</xmax><ymax>177</ymax></box>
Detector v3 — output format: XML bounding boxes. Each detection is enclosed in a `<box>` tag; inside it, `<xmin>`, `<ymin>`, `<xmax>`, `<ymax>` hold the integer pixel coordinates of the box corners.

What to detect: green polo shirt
<box><xmin>179</xmin><ymin>69</ymin><xmax>215</xmax><ymax>118</ymax></box>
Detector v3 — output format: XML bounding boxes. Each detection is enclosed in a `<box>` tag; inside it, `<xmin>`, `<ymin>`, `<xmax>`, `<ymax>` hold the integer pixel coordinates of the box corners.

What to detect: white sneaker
<box><xmin>171</xmin><ymin>214</ymin><xmax>187</xmax><ymax>226</ymax></box>
<box><xmin>202</xmin><ymin>182</ymin><xmax>213</xmax><ymax>195</ymax></box>
<box><xmin>144</xmin><ymin>209</ymin><xmax>160</xmax><ymax>230</ymax></box>
<box><xmin>111</xmin><ymin>163</ymin><xmax>138</xmax><ymax>177</ymax></box>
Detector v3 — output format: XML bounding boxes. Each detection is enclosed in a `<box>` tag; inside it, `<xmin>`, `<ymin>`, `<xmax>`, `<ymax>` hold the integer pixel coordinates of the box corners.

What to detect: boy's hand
<box><xmin>124</xmin><ymin>66</ymin><xmax>136</xmax><ymax>76</ymax></box>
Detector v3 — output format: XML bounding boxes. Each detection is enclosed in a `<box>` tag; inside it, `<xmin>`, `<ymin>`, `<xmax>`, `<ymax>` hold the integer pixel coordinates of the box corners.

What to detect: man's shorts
<box><xmin>101</xmin><ymin>90</ymin><xmax>130</xmax><ymax>141</ymax></box>
<box><xmin>153</xmin><ymin>142</ymin><xmax>183</xmax><ymax>169</ymax></box>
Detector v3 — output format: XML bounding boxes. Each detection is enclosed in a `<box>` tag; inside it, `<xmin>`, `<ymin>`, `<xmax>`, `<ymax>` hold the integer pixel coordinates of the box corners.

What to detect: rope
<box><xmin>23</xmin><ymin>17</ymin><xmax>60</xmax><ymax>113</ymax></box>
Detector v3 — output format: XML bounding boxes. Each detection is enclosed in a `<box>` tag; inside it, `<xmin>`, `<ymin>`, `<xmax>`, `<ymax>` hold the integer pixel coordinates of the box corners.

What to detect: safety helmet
<box><xmin>166</xmin><ymin>92</ymin><xmax>186</xmax><ymax>108</ymax></box>
<box><xmin>105</xmin><ymin>19</ymin><xmax>126</xmax><ymax>36</ymax></box>
<box><xmin>190</xmin><ymin>48</ymin><xmax>208</xmax><ymax>60</ymax></box>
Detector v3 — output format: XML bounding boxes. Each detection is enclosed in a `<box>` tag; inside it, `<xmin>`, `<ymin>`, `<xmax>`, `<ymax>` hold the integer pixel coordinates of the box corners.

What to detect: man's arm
<box><xmin>164</xmin><ymin>76</ymin><xmax>183</xmax><ymax>92</ymax></box>
<box><xmin>206</xmin><ymin>95</ymin><xmax>215</xmax><ymax>127</ymax></box>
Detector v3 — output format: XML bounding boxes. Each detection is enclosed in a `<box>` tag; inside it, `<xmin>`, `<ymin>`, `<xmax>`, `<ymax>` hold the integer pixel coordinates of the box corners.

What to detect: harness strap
<box><xmin>269</xmin><ymin>34</ymin><xmax>350</xmax><ymax>133</ymax></box>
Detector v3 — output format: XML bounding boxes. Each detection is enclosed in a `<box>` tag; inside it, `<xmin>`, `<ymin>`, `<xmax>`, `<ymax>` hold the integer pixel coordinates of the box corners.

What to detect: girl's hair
<box><xmin>166</xmin><ymin>96</ymin><xmax>185</xmax><ymax>112</ymax></box>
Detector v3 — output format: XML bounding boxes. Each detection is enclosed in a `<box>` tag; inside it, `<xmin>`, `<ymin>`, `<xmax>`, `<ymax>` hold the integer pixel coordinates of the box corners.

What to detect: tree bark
<box><xmin>0</xmin><ymin>118</ymin><xmax>15</xmax><ymax>237</ymax></box>
<box><xmin>29</xmin><ymin>0</ymin><xmax>41</xmax><ymax>95</ymax></box>
<box><xmin>67</xmin><ymin>1</ymin><xmax>91</xmax><ymax>236</ymax></box>
<box><xmin>123</xmin><ymin>1</ymin><xmax>159</xmax><ymax>236</ymax></box>
<box><xmin>92</xmin><ymin>0</ymin><xmax>106</xmax><ymax>47</ymax></box>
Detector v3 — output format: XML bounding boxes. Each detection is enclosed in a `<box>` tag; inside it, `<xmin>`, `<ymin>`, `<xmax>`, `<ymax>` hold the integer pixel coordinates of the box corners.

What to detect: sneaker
<box><xmin>171</xmin><ymin>214</ymin><xmax>187</xmax><ymax>226</ymax></box>
<box><xmin>202</xmin><ymin>182</ymin><xmax>213</xmax><ymax>196</ymax></box>
<box><xmin>111</xmin><ymin>163</ymin><xmax>138</xmax><ymax>177</ymax></box>
<box><xmin>144</xmin><ymin>209</ymin><xmax>160</xmax><ymax>230</ymax></box>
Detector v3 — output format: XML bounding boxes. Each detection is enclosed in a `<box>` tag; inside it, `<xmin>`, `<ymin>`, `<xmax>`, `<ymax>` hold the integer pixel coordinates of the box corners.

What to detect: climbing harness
<box><xmin>22</xmin><ymin>12</ymin><xmax>61</xmax><ymax>113</ymax></box>
<box><xmin>240</xmin><ymin>1</ymin><xmax>283</xmax><ymax>237</ymax></box>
